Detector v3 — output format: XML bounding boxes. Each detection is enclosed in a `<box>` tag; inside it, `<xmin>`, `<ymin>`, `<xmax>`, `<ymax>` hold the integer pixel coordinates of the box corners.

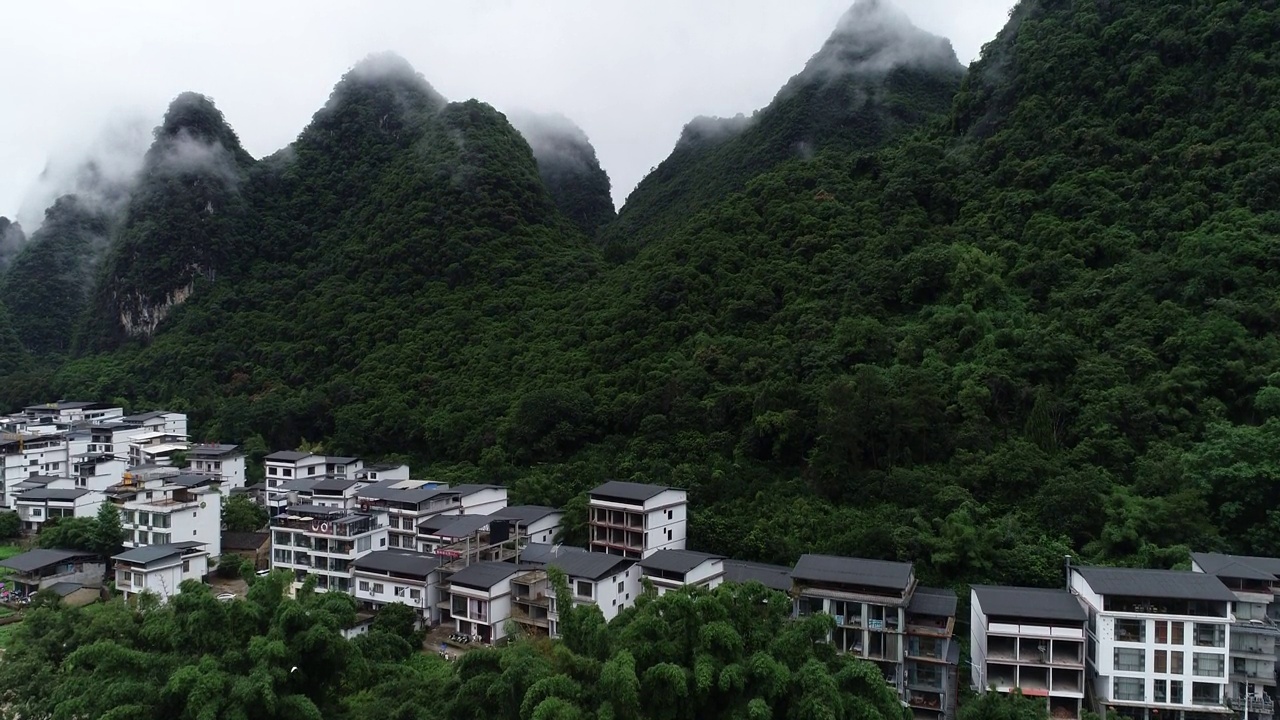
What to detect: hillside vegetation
<box><xmin>8</xmin><ymin>0</ymin><xmax>1278</xmax><ymax>590</ymax></box>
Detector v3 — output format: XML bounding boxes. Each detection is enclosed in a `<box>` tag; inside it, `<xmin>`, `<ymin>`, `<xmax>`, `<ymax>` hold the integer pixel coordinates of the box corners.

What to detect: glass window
<box><xmin>1114</xmin><ymin>648</ymin><xmax>1145</xmax><ymax>672</ymax></box>
<box><xmin>1154</xmin><ymin>680</ymin><xmax>1167</xmax><ymax>702</ymax></box>
<box><xmin>1170</xmin><ymin>681</ymin><xmax>1184</xmax><ymax>704</ymax></box>
<box><xmin>359</xmin><ymin>581</ymin><xmax>369</xmax><ymax>591</ymax></box>
<box><xmin>1171</xmin><ymin>651</ymin><xmax>1184</xmax><ymax>674</ymax></box>
<box><xmin>1192</xmin><ymin>653</ymin><xmax>1224</xmax><ymax>678</ymax></box>
<box><xmin>394</xmin><ymin>587</ymin><xmax>406</xmax><ymax>597</ymax></box>
<box><xmin>372</xmin><ymin>583</ymin><xmax>384</xmax><ymax>594</ymax></box>
<box><xmin>1171</xmin><ymin>622</ymin><xmax>1184</xmax><ymax>644</ymax></box>
<box><xmin>1115</xmin><ymin>618</ymin><xmax>1145</xmax><ymax>643</ymax></box>
<box><xmin>1114</xmin><ymin>677</ymin><xmax>1144</xmax><ymax>701</ymax></box>
<box><xmin>576</xmin><ymin>580</ymin><xmax>593</xmax><ymax>598</ymax></box>
<box><xmin>409</xmin><ymin>588</ymin><xmax>421</xmax><ymax>599</ymax></box>
<box><xmin>1155</xmin><ymin>650</ymin><xmax>1167</xmax><ymax>673</ymax></box>
<box><xmin>1194</xmin><ymin>623</ymin><xmax>1224</xmax><ymax>648</ymax></box>
<box><xmin>1155</xmin><ymin>621</ymin><xmax>1168</xmax><ymax>643</ymax></box>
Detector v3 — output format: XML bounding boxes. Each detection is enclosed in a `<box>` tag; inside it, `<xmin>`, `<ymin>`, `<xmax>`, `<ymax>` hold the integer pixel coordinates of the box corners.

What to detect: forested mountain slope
<box><xmin>508</xmin><ymin>110</ymin><xmax>617</xmax><ymax>237</ymax></box>
<box><xmin>0</xmin><ymin>216</ymin><xmax>25</xmax><ymax>272</ymax></box>
<box><xmin>602</xmin><ymin>0</ymin><xmax>965</xmax><ymax>257</ymax></box>
<box><xmin>39</xmin><ymin>0</ymin><xmax>1280</xmax><ymax>590</ymax></box>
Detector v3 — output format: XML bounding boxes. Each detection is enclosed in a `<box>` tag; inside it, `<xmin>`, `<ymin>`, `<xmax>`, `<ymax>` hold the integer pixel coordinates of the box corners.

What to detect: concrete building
<box><xmin>0</xmin><ymin>548</ymin><xmax>104</xmax><ymax>596</ymax></box>
<box><xmin>446</xmin><ymin>560</ymin><xmax>522</xmax><ymax>644</ymax></box>
<box><xmin>356</xmin><ymin>463</ymin><xmax>411</xmax><ymax>483</ymax></box>
<box><xmin>120</xmin><ymin>410</ymin><xmax>187</xmax><ymax>438</ymax></box>
<box><xmin>13</xmin><ymin>485</ymin><xmax>103</xmax><ymax>533</ymax></box>
<box><xmin>970</xmin><ymin>585</ymin><xmax>1089</xmax><ymax>719</ymax></box>
<box><xmin>113</xmin><ymin>542</ymin><xmax>209</xmax><ymax>603</ymax></box>
<box><xmin>127</xmin><ymin>430</ymin><xmax>190</xmax><ymax>467</ymax></box>
<box><xmin>264</xmin><ymin>451</ymin><xmax>327</xmax><ymax>515</ymax></box>
<box><xmin>906</xmin><ymin>587</ymin><xmax>960</xmax><ymax>720</ymax></box>
<box><xmin>1070</xmin><ymin>564</ymin><xmax>1237</xmax><ymax>719</ymax></box>
<box><xmin>185</xmin><ymin>444</ymin><xmax>247</xmax><ymax>494</ymax></box>
<box><xmin>352</xmin><ymin>550</ymin><xmax>443</xmax><ymax>624</ymax></box>
<box><xmin>639</xmin><ymin>549</ymin><xmax>725</xmax><ymax>595</ymax></box>
<box><xmin>510</xmin><ymin>544</ymin><xmax>640</xmax><ymax>638</ymax></box>
<box><xmin>1191</xmin><ymin>552</ymin><xmax>1280</xmax><ymax>718</ymax></box>
<box><xmin>106</xmin><ymin>468</ymin><xmax>223</xmax><ymax>559</ymax></box>
<box><xmin>587</xmin><ymin>481</ymin><xmax>687</xmax><ymax>559</ymax></box>
<box><xmin>72</xmin><ymin>453</ymin><xmax>128</xmax><ymax>492</ymax></box>
<box><xmin>355</xmin><ymin>480</ymin><xmax>456</xmax><ymax>551</ymax></box>
<box><xmin>490</xmin><ymin>505</ymin><xmax>564</xmax><ymax>545</ymax></box>
<box><xmin>269</xmin><ymin>504</ymin><xmax>389</xmax><ymax>593</ymax></box>
<box><xmin>0</xmin><ymin>430</ymin><xmax>87</xmax><ymax>509</ymax></box>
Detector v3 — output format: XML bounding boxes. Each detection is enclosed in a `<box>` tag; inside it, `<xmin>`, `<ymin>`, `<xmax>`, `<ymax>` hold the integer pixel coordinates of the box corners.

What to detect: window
<box><xmin>409</xmin><ymin>588</ymin><xmax>421</xmax><ymax>600</ymax></box>
<box><xmin>357</xmin><ymin>536</ymin><xmax>371</xmax><ymax>552</ymax></box>
<box><xmin>372</xmin><ymin>583</ymin><xmax>384</xmax><ymax>594</ymax></box>
<box><xmin>1115</xmin><ymin>618</ymin><xmax>1145</xmax><ymax>643</ymax></box>
<box><xmin>308</xmin><ymin>467</ymin><xmax>317</xmax><ymax>476</ymax></box>
<box><xmin>394</xmin><ymin>587</ymin><xmax>406</xmax><ymax>597</ymax></box>
<box><xmin>269</xmin><ymin>467</ymin><xmax>278</xmax><ymax>476</ymax></box>
<box><xmin>283</xmin><ymin>469</ymin><xmax>292</xmax><ymax>477</ymax></box>
<box><xmin>1113</xmin><ymin>677</ymin><xmax>1144</xmax><ymax>702</ymax></box>
<box><xmin>1171</xmin><ymin>621</ymin><xmax>1184</xmax><ymax>644</ymax></box>
<box><xmin>1114</xmin><ymin>648</ymin><xmax>1145</xmax><ymax>672</ymax></box>
<box><xmin>132</xmin><ymin>572</ymin><xmax>143</xmax><ymax>586</ymax></box>
<box><xmin>138</xmin><ymin>512</ymin><xmax>150</xmax><ymax>526</ymax></box>
<box><xmin>182</xmin><ymin>560</ymin><xmax>190</xmax><ymax>572</ymax></box>
<box><xmin>667</xmin><ymin>510</ymin><xmax>673</xmax><ymax>520</ymax></box>
<box><xmin>618</xmin><ymin>581</ymin><xmax>624</xmax><ymax>593</ymax></box>
<box><xmin>138</xmin><ymin>531</ymin><xmax>149</xmax><ymax>545</ymax></box>
<box><xmin>275</xmin><ymin>532</ymin><xmax>292</xmax><ymax>546</ymax></box>
<box><xmin>1193</xmin><ymin>623</ymin><xmax>1224</xmax><ymax>648</ymax></box>
<box><xmin>1155</xmin><ymin>650</ymin><xmax>1167</xmax><ymax>673</ymax></box>
<box><xmin>1171</xmin><ymin>651</ymin><xmax>1184</xmax><ymax>674</ymax></box>
<box><xmin>1154</xmin><ymin>680</ymin><xmax>1167</xmax><ymax>703</ymax></box>
<box><xmin>31</xmin><ymin>508</ymin><xmax>42</xmax><ymax>517</ymax></box>
<box><xmin>576</xmin><ymin>580</ymin><xmax>593</xmax><ymax>598</ymax></box>
<box><xmin>1170</xmin><ymin>681</ymin><xmax>1184</xmax><ymax>704</ymax></box>
<box><xmin>359</xmin><ymin>581</ymin><xmax>370</xmax><ymax>591</ymax></box>
<box><xmin>1192</xmin><ymin>653</ymin><xmax>1223</xmax><ymax>678</ymax></box>
<box><xmin>1156</xmin><ymin>621</ymin><xmax>1168</xmax><ymax>643</ymax></box>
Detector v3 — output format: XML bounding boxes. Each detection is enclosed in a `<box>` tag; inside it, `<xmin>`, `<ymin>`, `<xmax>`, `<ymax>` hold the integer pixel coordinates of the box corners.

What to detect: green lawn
<box><xmin>0</xmin><ymin>543</ymin><xmax>21</xmax><ymax>584</ymax></box>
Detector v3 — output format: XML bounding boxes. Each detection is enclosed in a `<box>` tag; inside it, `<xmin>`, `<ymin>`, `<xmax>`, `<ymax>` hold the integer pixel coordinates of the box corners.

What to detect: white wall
<box><xmin>120</xmin><ymin>553</ymin><xmax>208</xmax><ymax>603</ymax></box>
<box><xmin>353</xmin><ymin>571</ymin><xmax>437</xmax><ymax>617</ymax></box>
<box><xmin>460</xmin><ymin>488</ymin><xmax>508</xmax><ymax>516</ymax></box>
<box><xmin>970</xmin><ymin>590</ymin><xmax>988</xmax><ymax>691</ymax></box>
<box><xmin>526</xmin><ymin>514</ymin><xmax>564</xmax><ymax>545</ymax></box>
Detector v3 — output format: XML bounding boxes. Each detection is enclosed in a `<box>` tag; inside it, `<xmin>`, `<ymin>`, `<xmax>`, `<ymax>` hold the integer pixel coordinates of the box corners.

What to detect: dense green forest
<box><xmin>2</xmin><ymin>0</ymin><xmax>1278</xmax><ymax>595</ymax></box>
<box><xmin>0</xmin><ymin>573</ymin><xmax>940</xmax><ymax>720</ymax></box>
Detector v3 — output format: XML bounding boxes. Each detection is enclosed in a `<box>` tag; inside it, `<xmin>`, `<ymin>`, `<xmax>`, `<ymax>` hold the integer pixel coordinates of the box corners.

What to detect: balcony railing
<box><xmin>1228</xmin><ymin>696</ymin><xmax>1275</xmax><ymax>713</ymax></box>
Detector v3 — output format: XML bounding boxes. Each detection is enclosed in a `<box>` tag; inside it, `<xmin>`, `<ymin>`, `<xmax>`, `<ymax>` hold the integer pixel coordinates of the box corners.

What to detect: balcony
<box><xmin>590</xmin><ymin>510</ymin><xmax>643</xmax><ymax>530</ymax></box>
<box><xmin>1228</xmin><ymin>696</ymin><xmax>1275</xmax><ymax>715</ymax></box>
<box><xmin>907</xmin><ymin>638</ymin><xmax>946</xmax><ymax>661</ymax></box>
<box><xmin>907</xmin><ymin>690</ymin><xmax>943</xmax><ymax>712</ymax></box>
<box><xmin>907</xmin><ymin>616</ymin><xmax>954</xmax><ymax>638</ymax></box>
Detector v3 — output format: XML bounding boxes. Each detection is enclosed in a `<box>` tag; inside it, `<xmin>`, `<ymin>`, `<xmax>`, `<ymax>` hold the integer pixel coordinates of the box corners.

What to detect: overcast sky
<box><xmin>0</xmin><ymin>0</ymin><xmax>1014</xmax><ymax>228</ymax></box>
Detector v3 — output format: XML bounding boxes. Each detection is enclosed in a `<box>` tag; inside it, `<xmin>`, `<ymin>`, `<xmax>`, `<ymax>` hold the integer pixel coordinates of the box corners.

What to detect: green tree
<box><xmin>90</xmin><ymin>503</ymin><xmax>125</xmax><ymax>559</ymax></box>
<box><xmin>36</xmin><ymin>517</ymin><xmax>97</xmax><ymax>551</ymax></box>
<box><xmin>959</xmin><ymin>690</ymin><xmax>1050</xmax><ymax>720</ymax></box>
<box><xmin>222</xmin><ymin>493</ymin><xmax>268</xmax><ymax>532</ymax></box>
<box><xmin>0</xmin><ymin>510</ymin><xmax>20</xmax><ymax>539</ymax></box>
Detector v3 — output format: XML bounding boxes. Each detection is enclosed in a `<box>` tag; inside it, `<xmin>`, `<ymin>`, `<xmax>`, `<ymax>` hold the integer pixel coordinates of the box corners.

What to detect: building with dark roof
<box><xmin>488</xmin><ymin>505</ymin><xmax>564</xmax><ymax>545</ymax></box>
<box><xmin>639</xmin><ymin>549</ymin><xmax>725</xmax><ymax>594</ymax></box>
<box><xmin>587</xmin><ymin>481</ymin><xmax>687</xmax><ymax>560</ymax></box>
<box><xmin>0</xmin><ymin>548</ymin><xmax>103</xmax><ymax>595</ymax></box>
<box><xmin>352</xmin><ymin>550</ymin><xmax>443</xmax><ymax>622</ymax></box>
<box><xmin>970</xmin><ymin>586</ymin><xmax>1087</xmax><ymax>719</ymax></box>
<box><xmin>112</xmin><ymin>542</ymin><xmax>209</xmax><ymax>603</ymax></box>
<box><xmin>1190</xmin><ymin>551</ymin><xmax>1280</xmax><ymax>717</ymax></box>
<box><xmin>446</xmin><ymin>561</ymin><xmax>528</xmax><ymax>644</ymax></box>
<box><xmin>1069</xmin><ymin>563</ymin><xmax>1235</xmax><ymax>717</ymax></box>
<box><xmin>13</xmin><ymin>484</ymin><xmax>104</xmax><ymax>534</ymax></box>
<box><xmin>905</xmin><ymin>587</ymin><xmax>960</xmax><ymax>720</ymax></box>
<box><xmin>509</xmin><ymin>545</ymin><xmax>640</xmax><ymax>638</ymax></box>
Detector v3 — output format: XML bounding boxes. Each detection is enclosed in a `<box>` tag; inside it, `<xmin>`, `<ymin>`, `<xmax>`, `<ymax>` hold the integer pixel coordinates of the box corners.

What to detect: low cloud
<box><xmin>154</xmin><ymin>129</ymin><xmax>242</xmax><ymax>188</ymax></box>
<box><xmin>675</xmin><ymin>113</ymin><xmax>754</xmax><ymax>151</ymax></box>
<box><xmin>506</xmin><ymin>109</ymin><xmax>600</xmax><ymax>175</ymax></box>
<box><xmin>801</xmin><ymin>0</ymin><xmax>963</xmax><ymax>81</ymax></box>
<box><xmin>15</xmin><ymin>116</ymin><xmax>150</xmax><ymax>232</ymax></box>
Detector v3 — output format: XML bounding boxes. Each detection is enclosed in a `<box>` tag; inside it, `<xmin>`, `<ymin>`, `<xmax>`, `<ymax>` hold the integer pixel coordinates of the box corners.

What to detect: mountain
<box><xmin>0</xmin><ymin>195</ymin><xmax>113</xmax><ymax>356</ymax></box>
<box><xmin>603</xmin><ymin>0</ymin><xmax>965</xmax><ymax>257</ymax></box>
<box><xmin>76</xmin><ymin>92</ymin><xmax>255</xmax><ymax>353</ymax></box>
<box><xmin>38</xmin><ymin>0</ymin><xmax>1280</xmax><ymax>589</ymax></box>
<box><xmin>508</xmin><ymin>110</ymin><xmax>617</xmax><ymax>238</ymax></box>
<box><xmin>0</xmin><ymin>217</ymin><xmax>25</xmax><ymax>273</ymax></box>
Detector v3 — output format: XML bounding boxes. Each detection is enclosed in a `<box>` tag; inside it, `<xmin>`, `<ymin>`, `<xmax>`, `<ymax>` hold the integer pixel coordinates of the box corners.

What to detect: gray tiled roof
<box><xmin>449</xmin><ymin>561</ymin><xmax>521</xmax><ymax>590</ymax></box>
<box><xmin>311</xmin><ymin>476</ymin><xmax>359</xmax><ymax>492</ymax></box>
<box><xmin>171</xmin><ymin>473</ymin><xmax>221</xmax><ymax>488</ymax></box>
<box><xmin>908</xmin><ymin>586</ymin><xmax>958</xmax><ymax>617</ymax></box>
<box><xmin>791</xmin><ymin>554</ymin><xmax>913</xmax><ymax>592</ymax></box>
<box><xmin>971</xmin><ymin>585</ymin><xmax>1087</xmax><ymax>622</ymax></box>
<box><xmin>264</xmin><ymin>451</ymin><xmax>312</xmax><ymax>462</ymax></box>
<box><xmin>0</xmin><ymin>548</ymin><xmax>97</xmax><ymax>573</ymax></box>
<box><xmin>450</xmin><ymin>483</ymin><xmax>504</xmax><ymax>496</ymax></box>
<box><xmin>15</xmin><ymin>488</ymin><xmax>92</xmax><ymax>501</ymax></box>
<box><xmin>353</xmin><ymin>551</ymin><xmax>441</xmax><ymax>578</ymax></box>
<box><xmin>723</xmin><ymin>560</ymin><xmax>792</xmax><ymax>592</ymax></box>
<box><xmin>545</xmin><ymin>550</ymin><xmax>634</xmax><ymax>582</ymax></box>
<box><xmin>1191</xmin><ymin>552</ymin><xmax>1280</xmax><ymax>581</ymax></box>
<box><xmin>47</xmin><ymin>581</ymin><xmax>87</xmax><ymax>597</ymax></box>
<box><xmin>1073</xmin><ymin>565</ymin><xmax>1236</xmax><ymax>602</ymax></box>
<box><xmin>432</xmin><ymin>514</ymin><xmax>498</xmax><ymax>538</ymax></box>
<box><xmin>490</xmin><ymin>505</ymin><xmax>562</xmax><ymax>525</ymax></box>
<box><xmin>589</xmin><ymin>481</ymin><xmax>674</xmax><ymax>503</ymax></box>
<box><xmin>113</xmin><ymin>542</ymin><xmax>205</xmax><ymax>566</ymax></box>
<box><xmin>186</xmin><ymin>443</ymin><xmax>241</xmax><ymax>457</ymax></box>
<box><xmin>640</xmin><ymin>549</ymin><xmax>724</xmax><ymax>575</ymax></box>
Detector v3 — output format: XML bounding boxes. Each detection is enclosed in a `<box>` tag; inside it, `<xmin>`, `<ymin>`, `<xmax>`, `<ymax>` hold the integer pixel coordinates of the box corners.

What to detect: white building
<box><xmin>510</xmin><ymin>544</ymin><xmax>640</xmax><ymax>638</ymax></box>
<box><xmin>185</xmin><ymin>444</ymin><xmax>247</xmax><ymax>494</ymax></box>
<box><xmin>587</xmin><ymin>481</ymin><xmax>687</xmax><ymax>559</ymax></box>
<box><xmin>638</xmin><ymin>549</ymin><xmax>725</xmax><ymax>595</ymax></box>
<box><xmin>113</xmin><ymin>542</ymin><xmax>209</xmax><ymax>603</ymax></box>
<box><xmin>13</xmin><ymin>486</ymin><xmax>103</xmax><ymax>533</ymax></box>
<box><xmin>356</xmin><ymin>480</ymin><xmax>456</xmax><ymax>551</ymax></box>
<box><xmin>1070</xmin><ymin>564</ymin><xmax>1237</xmax><ymax>719</ymax></box>
<box><xmin>356</xmin><ymin>463</ymin><xmax>411</xmax><ymax>483</ymax></box>
<box><xmin>20</xmin><ymin>401</ymin><xmax>123</xmax><ymax>426</ymax></box>
<box><xmin>452</xmin><ymin>484</ymin><xmax>509</xmax><ymax>516</ymax></box>
<box><xmin>1191</xmin><ymin>552</ymin><xmax>1280</xmax><ymax>718</ymax></box>
<box><xmin>490</xmin><ymin>506</ymin><xmax>563</xmax><ymax>545</ymax></box>
<box><xmin>72</xmin><ymin>454</ymin><xmax>128</xmax><ymax>492</ymax></box>
<box><xmin>970</xmin><ymin>585</ymin><xmax>1089</xmax><ymax>719</ymax></box>
<box><xmin>269</xmin><ymin>504</ymin><xmax>389</xmax><ymax>593</ymax></box>
<box><xmin>352</xmin><ymin>550</ymin><xmax>443</xmax><ymax>624</ymax></box>
<box><xmin>446</xmin><ymin>560</ymin><xmax>521</xmax><ymax>644</ymax></box>
<box><xmin>106</xmin><ymin>468</ymin><xmax>223</xmax><ymax>559</ymax></box>
<box><xmin>127</xmin><ymin>431</ymin><xmax>190</xmax><ymax>467</ymax></box>
<box><xmin>0</xmin><ymin>431</ymin><xmax>84</xmax><ymax>508</ymax></box>
<box><xmin>264</xmin><ymin>451</ymin><xmax>327</xmax><ymax>515</ymax></box>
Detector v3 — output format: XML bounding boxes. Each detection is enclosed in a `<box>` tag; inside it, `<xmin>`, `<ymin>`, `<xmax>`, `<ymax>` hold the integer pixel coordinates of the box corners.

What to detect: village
<box><xmin>0</xmin><ymin>400</ymin><xmax>1276</xmax><ymax>720</ymax></box>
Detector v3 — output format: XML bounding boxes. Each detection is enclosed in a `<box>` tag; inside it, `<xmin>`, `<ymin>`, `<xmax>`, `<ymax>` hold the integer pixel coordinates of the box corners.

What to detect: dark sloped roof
<box><xmin>640</xmin><ymin>549</ymin><xmax>725</xmax><ymax>575</ymax></box>
<box><xmin>16</xmin><ymin>488</ymin><xmax>92</xmax><ymax>501</ymax></box>
<box><xmin>909</xmin><ymin>586</ymin><xmax>958</xmax><ymax>617</ymax></box>
<box><xmin>357</xmin><ymin>480</ymin><xmax>453</xmax><ymax>504</ymax></box>
<box><xmin>490</xmin><ymin>505</ymin><xmax>562</xmax><ymax>525</ymax></box>
<box><xmin>433</xmin><ymin>515</ymin><xmax>497</xmax><ymax>538</ymax></box>
<box><xmin>325</xmin><ymin>456</ymin><xmax>360</xmax><ymax>464</ymax></box>
<box><xmin>122</xmin><ymin>410</ymin><xmax>172</xmax><ymax>422</ymax></box>
<box><xmin>972</xmin><ymin>585</ymin><xmax>1087</xmax><ymax>622</ymax></box>
<box><xmin>589</xmin><ymin>480</ymin><xmax>673</xmax><ymax>502</ymax></box>
<box><xmin>264</xmin><ymin>451</ymin><xmax>312</xmax><ymax>462</ymax></box>
<box><xmin>187</xmin><ymin>443</ymin><xmax>241</xmax><ymax>457</ymax></box>
<box><xmin>723</xmin><ymin>560</ymin><xmax>792</xmax><ymax>592</ymax></box>
<box><xmin>792</xmin><ymin>554</ymin><xmax>914</xmax><ymax>591</ymax></box>
<box><xmin>353</xmin><ymin>551</ymin><xmax>441</xmax><ymax>578</ymax></box>
<box><xmin>549</xmin><ymin>551</ymin><xmax>635</xmax><ymax>581</ymax></box>
<box><xmin>1191</xmin><ymin>552</ymin><xmax>1280</xmax><ymax>581</ymax></box>
<box><xmin>450</xmin><ymin>483</ymin><xmax>504</xmax><ymax>496</ymax></box>
<box><xmin>0</xmin><ymin>548</ymin><xmax>97</xmax><ymax>573</ymax></box>
<box><xmin>279</xmin><ymin>477</ymin><xmax>325</xmax><ymax>493</ymax></box>
<box><xmin>449</xmin><ymin>561</ymin><xmax>520</xmax><ymax>590</ymax></box>
<box><xmin>311</xmin><ymin>476</ymin><xmax>359</xmax><ymax>492</ymax></box>
<box><xmin>113</xmin><ymin>542</ymin><xmax>205</xmax><ymax>565</ymax></box>
<box><xmin>46</xmin><ymin>581</ymin><xmax>88</xmax><ymax>597</ymax></box>
<box><xmin>171</xmin><ymin>473</ymin><xmax>221</xmax><ymax>488</ymax></box>
<box><xmin>222</xmin><ymin>532</ymin><xmax>269</xmax><ymax>550</ymax></box>
<box><xmin>1073</xmin><ymin>566</ymin><xmax>1236</xmax><ymax>602</ymax></box>
<box><xmin>517</xmin><ymin>543</ymin><xmax>590</xmax><ymax>565</ymax></box>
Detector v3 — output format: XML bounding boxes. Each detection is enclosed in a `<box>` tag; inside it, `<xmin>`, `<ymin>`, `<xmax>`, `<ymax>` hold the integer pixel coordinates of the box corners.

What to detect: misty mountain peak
<box><xmin>156</xmin><ymin>92</ymin><xmax>246</xmax><ymax>153</ymax></box>
<box><xmin>506</xmin><ymin>109</ymin><xmax>617</xmax><ymax>236</ymax></box>
<box><xmin>803</xmin><ymin>0</ymin><xmax>963</xmax><ymax>80</ymax></box>
<box><xmin>331</xmin><ymin>52</ymin><xmax>446</xmax><ymax>110</ymax></box>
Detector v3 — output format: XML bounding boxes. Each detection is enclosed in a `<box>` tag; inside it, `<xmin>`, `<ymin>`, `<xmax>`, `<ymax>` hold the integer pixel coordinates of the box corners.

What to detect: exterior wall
<box><xmin>971</xmin><ymin>591</ymin><xmax>989</xmax><ymax>690</ymax></box>
<box><xmin>459</xmin><ymin>488</ymin><xmax>508</xmax><ymax>516</ymax></box>
<box><xmin>588</xmin><ymin>489</ymin><xmax>687</xmax><ymax>559</ymax></box>
<box><xmin>353</xmin><ymin>570</ymin><xmax>437</xmax><ymax>618</ymax></box>
<box><xmin>120</xmin><ymin>488</ymin><xmax>222</xmax><ymax>559</ymax></box>
<box><xmin>15</xmin><ymin>494</ymin><xmax>103</xmax><ymax>532</ymax></box>
<box><xmin>270</xmin><ymin>517</ymin><xmax>389</xmax><ymax>593</ymax></box>
<box><xmin>12</xmin><ymin>562</ymin><xmax>106</xmax><ymax>592</ymax></box>
<box><xmin>584</xmin><ymin>564</ymin><xmax>641</xmax><ymax>622</ymax></box>
<box><xmin>117</xmin><ymin>554</ymin><xmax>208</xmax><ymax>603</ymax></box>
<box><xmin>970</xmin><ymin>605</ymin><xmax>1086</xmax><ymax>718</ymax></box>
<box><xmin>526</xmin><ymin>515</ymin><xmax>563</xmax><ymax>545</ymax></box>
<box><xmin>451</xmin><ymin>577</ymin><xmax>515</xmax><ymax>642</ymax></box>
<box><xmin>642</xmin><ymin>490</ymin><xmax>687</xmax><ymax>557</ymax></box>
<box><xmin>189</xmin><ymin>455</ymin><xmax>247</xmax><ymax>493</ymax></box>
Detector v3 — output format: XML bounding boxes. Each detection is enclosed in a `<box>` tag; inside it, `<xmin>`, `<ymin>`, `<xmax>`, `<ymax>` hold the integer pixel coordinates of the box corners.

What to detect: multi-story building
<box><xmin>113</xmin><ymin>542</ymin><xmax>209</xmax><ymax>603</ymax></box>
<box><xmin>1191</xmin><ymin>552</ymin><xmax>1280</xmax><ymax>718</ymax></box>
<box><xmin>127</xmin><ymin>430</ymin><xmax>189</xmax><ymax>467</ymax></box>
<box><xmin>19</xmin><ymin>401</ymin><xmax>123</xmax><ymax>426</ymax></box>
<box><xmin>185</xmin><ymin>444</ymin><xmax>247</xmax><ymax>494</ymax></box>
<box><xmin>356</xmin><ymin>463</ymin><xmax>411</xmax><ymax>483</ymax></box>
<box><xmin>0</xmin><ymin>430</ymin><xmax>87</xmax><ymax>508</ymax></box>
<box><xmin>1069</xmin><ymin>564</ymin><xmax>1237</xmax><ymax>719</ymax></box>
<box><xmin>106</xmin><ymin>468</ymin><xmax>223</xmax><ymax>559</ymax></box>
<box><xmin>120</xmin><ymin>410</ymin><xmax>187</xmax><ymax>438</ymax></box>
<box><xmin>264</xmin><ymin>451</ymin><xmax>327</xmax><ymax>515</ymax></box>
<box><xmin>269</xmin><ymin>503</ymin><xmax>389</xmax><ymax>593</ymax></box>
<box><xmin>72</xmin><ymin>453</ymin><xmax>128</xmax><ymax>491</ymax></box>
<box><xmin>639</xmin><ymin>549</ymin><xmax>725</xmax><ymax>595</ymax></box>
<box><xmin>587</xmin><ymin>481</ymin><xmax>687</xmax><ymax>559</ymax></box>
<box><xmin>352</xmin><ymin>550</ymin><xmax>443</xmax><ymax>624</ymax></box>
<box><xmin>905</xmin><ymin>587</ymin><xmax>960</xmax><ymax>720</ymax></box>
<box><xmin>355</xmin><ymin>480</ymin><xmax>454</xmax><ymax>551</ymax></box>
<box><xmin>86</xmin><ymin>420</ymin><xmax>146</xmax><ymax>457</ymax></box>
<box><xmin>970</xmin><ymin>585</ymin><xmax>1088</xmax><ymax>720</ymax></box>
<box><xmin>451</xmin><ymin>484</ymin><xmax>509</xmax><ymax>516</ymax></box>
<box><xmin>13</xmin><ymin>485</ymin><xmax>103</xmax><ymax>533</ymax></box>
<box><xmin>489</xmin><ymin>506</ymin><xmax>563</xmax><ymax>545</ymax></box>
<box><xmin>510</xmin><ymin>544</ymin><xmax>640</xmax><ymax>639</ymax></box>
<box><xmin>446</xmin><ymin>560</ymin><xmax>523</xmax><ymax>644</ymax></box>
<box><xmin>0</xmin><ymin>548</ymin><xmax>104</xmax><ymax>596</ymax></box>
<box><xmin>723</xmin><ymin>559</ymin><xmax>793</xmax><ymax>592</ymax></box>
